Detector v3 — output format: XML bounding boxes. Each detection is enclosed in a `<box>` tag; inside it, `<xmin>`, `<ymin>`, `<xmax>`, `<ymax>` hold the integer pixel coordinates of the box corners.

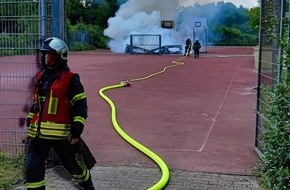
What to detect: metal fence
<box><xmin>255</xmin><ymin>0</ymin><xmax>287</xmax><ymax>156</ymax></box>
<box><xmin>67</xmin><ymin>30</ymin><xmax>94</xmax><ymax>50</ymax></box>
<box><xmin>0</xmin><ymin>0</ymin><xmax>53</xmax><ymax>156</ymax></box>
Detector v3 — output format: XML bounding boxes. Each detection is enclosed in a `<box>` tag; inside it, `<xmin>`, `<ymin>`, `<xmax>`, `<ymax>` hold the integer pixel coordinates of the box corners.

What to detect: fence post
<box><xmin>52</xmin><ymin>0</ymin><xmax>65</xmax><ymax>39</ymax></box>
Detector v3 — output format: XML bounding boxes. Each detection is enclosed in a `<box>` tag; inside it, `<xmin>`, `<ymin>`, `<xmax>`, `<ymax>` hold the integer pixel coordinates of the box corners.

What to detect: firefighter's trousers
<box><xmin>184</xmin><ymin>45</ymin><xmax>192</xmax><ymax>56</ymax></box>
<box><xmin>26</xmin><ymin>138</ymin><xmax>94</xmax><ymax>190</ymax></box>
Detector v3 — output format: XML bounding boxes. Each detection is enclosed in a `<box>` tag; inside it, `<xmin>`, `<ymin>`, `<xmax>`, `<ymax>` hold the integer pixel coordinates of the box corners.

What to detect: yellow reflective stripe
<box><xmin>29</xmin><ymin>124</ymin><xmax>38</xmax><ymax>130</ymax></box>
<box><xmin>39</xmin><ymin>96</ymin><xmax>46</xmax><ymax>102</ymax></box>
<box><xmin>70</xmin><ymin>92</ymin><xmax>86</xmax><ymax>106</ymax></box>
<box><xmin>48</xmin><ymin>90</ymin><xmax>58</xmax><ymax>114</ymax></box>
<box><xmin>39</xmin><ymin>135</ymin><xmax>68</xmax><ymax>140</ymax></box>
<box><xmin>40</xmin><ymin>129</ymin><xmax>70</xmax><ymax>137</ymax></box>
<box><xmin>28</xmin><ymin>123</ymin><xmax>38</xmax><ymax>137</ymax></box>
<box><xmin>74</xmin><ymin>116</ymin><xmax>86</xmax><ymax>125</ymax></box>
<box><xmin>41</xmin><ymin>122</ymin><xmax>71</xmax><ymax>130</ymax></box>
<box><xmin>28</xmin><ymin>112</ymin><xmax>34</xmax><ymax>118</ymax></box>
<box><xmin>40</xmin><ymin>122</ymin><xmax>71</xmax><ymax>137</ymax></box>
<box><xmin>28</xmin><ymin>117</ymin><xmax>39</xmax><ymax>138</ymax></box>
<box><xmin>28</xmin><ymin>131</ymin><xmax>37</xmax><ymax>138</ymax></box>
<box><xmin>72</xmin><ymin>170</ymin><xmax>90</xmax><ymax>183</ymax></box>
<box><xmin>71</xmin><ymin>159</ymin><xmax>90</xmax><ymax>183</ymax></box>
<box><xmin>26</xmin><ymin>180</ymin><xmax>45</xmax><ymax>188</ymax></box>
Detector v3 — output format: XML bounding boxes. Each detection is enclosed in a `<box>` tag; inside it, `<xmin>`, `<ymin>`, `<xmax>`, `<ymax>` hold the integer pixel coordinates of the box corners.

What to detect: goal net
<box><xmin>128</xmin><ymin>34</ymin><xmax>161</xmax><ymax>54</ymax></box>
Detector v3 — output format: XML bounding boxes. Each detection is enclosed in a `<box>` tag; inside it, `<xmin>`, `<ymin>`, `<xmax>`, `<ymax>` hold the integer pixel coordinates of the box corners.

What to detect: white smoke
<box><xmin>104</xmin><ymin>0</ymin><xmax>195</xmax><ymax>53</ymax></box>
<box><xmin>104</xmin><ymin>0</ymin><xmax>259</xmax><ymax>53</ymax></box>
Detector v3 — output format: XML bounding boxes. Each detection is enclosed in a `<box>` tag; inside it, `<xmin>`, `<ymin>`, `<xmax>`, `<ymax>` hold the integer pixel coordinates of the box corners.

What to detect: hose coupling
<box><xmin>121</xmin><ymin>80</ymin><xmax>131</xmax><ymax>87</ymax></box>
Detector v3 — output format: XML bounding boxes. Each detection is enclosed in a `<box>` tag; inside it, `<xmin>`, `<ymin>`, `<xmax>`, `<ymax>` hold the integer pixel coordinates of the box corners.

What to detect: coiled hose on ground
<box><xmin>98</xmin><ymin>54</ymin><xmax>187</xmax><ymax>190</ymax></box>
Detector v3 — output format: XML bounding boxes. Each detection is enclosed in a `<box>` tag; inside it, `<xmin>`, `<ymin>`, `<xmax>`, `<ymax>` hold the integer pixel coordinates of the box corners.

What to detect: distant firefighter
<box><xmin>184</xmin><ymin>37</ymin><xmax>192</xmax><ymax>56</ymax></box>
<box><xmin>193</xmin><ymin>40</ymin><xmax>201</xmax><ymax>58</ymax></box>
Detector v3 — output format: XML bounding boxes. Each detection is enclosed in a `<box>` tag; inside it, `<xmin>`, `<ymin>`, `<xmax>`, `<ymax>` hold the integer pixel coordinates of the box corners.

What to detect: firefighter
<box><xmin>184</xmin><ymin>37</ymin><xmax>192</xmax><ymax>56</ymax></box>
<box><xmin>193</xmin><ymin>40</ymin><xmax>201</xmax><ymax>58</ymax></box>
<box><xmin>25</xmin><ymin>37</ymin><xmax>95</xmax><ymax>190</ymax></box>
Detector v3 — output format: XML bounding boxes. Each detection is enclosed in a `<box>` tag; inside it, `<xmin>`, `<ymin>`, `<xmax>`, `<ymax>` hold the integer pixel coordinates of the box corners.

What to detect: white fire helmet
<box><xmin>40</xmin><ymin>37</ymin><xmax>68</xmax><ymax>61</ymax></box>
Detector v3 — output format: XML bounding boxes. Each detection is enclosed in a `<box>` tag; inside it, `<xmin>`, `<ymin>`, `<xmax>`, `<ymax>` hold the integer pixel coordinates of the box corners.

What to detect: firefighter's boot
<box><xmin>79</xmin><ymin>176</ymin><xmax>95</xmax><ymax>190</ymax></box>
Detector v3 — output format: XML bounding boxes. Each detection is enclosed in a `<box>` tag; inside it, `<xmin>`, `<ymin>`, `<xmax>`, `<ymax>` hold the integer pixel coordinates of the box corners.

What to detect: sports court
<box><xmin>70</xmin><ymin>46</ymin><xmax>259</xmax><ymax>175</ymax></box>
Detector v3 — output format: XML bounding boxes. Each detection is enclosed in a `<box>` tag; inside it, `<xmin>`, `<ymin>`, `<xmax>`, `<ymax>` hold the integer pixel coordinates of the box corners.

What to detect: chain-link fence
<box><xmin>0</xmin><ymin>0</ymin><xmax>53</xmax><ymax>157</ymax></box>
<box><xmin>67</xmin><ymin>30</ymin><xmax>94</xmax><ymax>51</ymax></box>
<box><xmin>255</xmin><ymin>0</ymin><xmax>287</xmax><ymax>156</ymax></box>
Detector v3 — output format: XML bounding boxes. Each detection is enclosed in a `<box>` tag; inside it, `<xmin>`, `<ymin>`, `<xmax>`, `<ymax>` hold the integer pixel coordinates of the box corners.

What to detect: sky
<box><xmin>179</xmin><ymin>0</ymin><xmax>259</xmax><ymax>8</ymax></box>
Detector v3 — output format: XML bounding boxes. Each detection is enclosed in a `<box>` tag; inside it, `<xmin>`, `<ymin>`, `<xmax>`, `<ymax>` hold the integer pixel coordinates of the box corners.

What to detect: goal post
<box><xmin>129</xmin><ymin>34</ymin><xmax>161</xmax><ymax>55</ymax></box>
<box><xmin>192</xmin><ymin>18</ymin><xmax>207</xmax><ymax>54</ymax></box>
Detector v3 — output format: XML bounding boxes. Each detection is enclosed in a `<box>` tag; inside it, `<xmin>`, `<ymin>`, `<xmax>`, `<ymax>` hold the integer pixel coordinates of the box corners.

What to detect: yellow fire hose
<box><xmin>98</xmin><ymin>55</ymin><xmax>187</xmax><ymax>190</ymax></box>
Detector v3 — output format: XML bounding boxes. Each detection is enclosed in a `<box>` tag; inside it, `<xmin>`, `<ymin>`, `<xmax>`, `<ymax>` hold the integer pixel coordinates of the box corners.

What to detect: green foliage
<box><xmin>0</xmin><ymin>1</ymin><xmax>39</xmax><ymax>56</ymax></box>
<box><xmin>248</xmin><ymin>7</ymin><xmax>260</xmax><ymax>32</ymax></box>
<box><xmin>213</xmin><ymin>26</ymin><xmax>258</xmax><ymax>46</ymax></box>
<box><xmin>219</xmin><ymin>26</ymin><xmax>242</xmax><ymax>36</ymax></box>
<box><xmin>0</xmin><ymin>153</ymin><xmax>25</xmax><ymax>190</ymax></box>
<box><xmin>67</xmin><ymin>21</ymin><xmax>109</xmax><ymax>51</ymax></box>
<box><xmin>0</xmin><ymin>1</ymin><xmax>39</xmax><ymax>34</ymax></box>
<box><xmin>66</xmin><ymin>0</ymin><xmax>87</xmax><ymax>25</ymax></box>
<box><xmin>261</xmin><ymin>81</ymin><xmax>290</xmax><ymax>189</ymax></box>
<box><xmin>258</xmin><ymin>1</ymin><xmax>290</xmax><ymax>189</ymax></box>
<box><xmin>66</xmin><ymin>0</ymin><xmax>118</xmax><ymax>27</ymax></box>
<box><xmin>0</xmin><ymin>34</ymin><xmax>38</xmax><ymax>56</ymax></box>
<box><xmin>66</xmin><ymin>0</ymin><xmax>118</xmax><ymax>50</ymax></box>
<box><xmin>213</xmin><ymin>33</ymin><xmax>258</xmax><ymax>46</ymax></box>
<box><xmin>178</xmin><ymin>2</ymin><xmax>259</xmax><ymax>46</ymax></box>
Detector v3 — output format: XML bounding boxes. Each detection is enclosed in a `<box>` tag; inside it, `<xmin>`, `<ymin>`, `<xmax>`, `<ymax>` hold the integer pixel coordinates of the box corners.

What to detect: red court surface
<box><xmin>69</xmin><ymin>46</ymin><xmax>259</xmax><ymax>175</ymax></box>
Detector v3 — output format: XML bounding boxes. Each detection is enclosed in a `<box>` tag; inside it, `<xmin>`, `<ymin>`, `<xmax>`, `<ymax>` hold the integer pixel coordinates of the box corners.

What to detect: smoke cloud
<box><xmin>104</xmin><ymin>0</ymin><xmax>191</xmax><ymax>53</ymax></box>
<box><xmin>103</xmin><ymin>0</ymin><xmax>253</xmax><ymax>53</ymax></box>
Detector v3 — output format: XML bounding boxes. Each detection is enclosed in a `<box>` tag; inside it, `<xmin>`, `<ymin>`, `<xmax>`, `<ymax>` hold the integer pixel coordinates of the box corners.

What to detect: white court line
<box><xmin>197</xmin><ymin>58</ymin><xmax>244</xmax><ymax>152</ymax></box>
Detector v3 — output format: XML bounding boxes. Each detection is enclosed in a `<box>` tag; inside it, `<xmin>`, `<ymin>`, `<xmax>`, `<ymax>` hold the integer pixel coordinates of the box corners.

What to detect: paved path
<box><xmin>15</xmin><ymin>165</ymin><xmax>262</xmax><ymax>190</ymax></box>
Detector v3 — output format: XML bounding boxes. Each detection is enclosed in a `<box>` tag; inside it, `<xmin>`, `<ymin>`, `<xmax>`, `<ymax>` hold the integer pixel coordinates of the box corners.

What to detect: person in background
<box><xmin>193</xmin><ymin>40</ymin><xmax>201</xmax><ymax>58</ymax></box>
<box><xmin>184</xmin><ymin>37</ymin><xmax>192</xmax><ymax>56</ymax></box>
<box><xmin>25</xmin><ymin>37</ymin><xmax>95</xmax><ymax>190</ymax></box>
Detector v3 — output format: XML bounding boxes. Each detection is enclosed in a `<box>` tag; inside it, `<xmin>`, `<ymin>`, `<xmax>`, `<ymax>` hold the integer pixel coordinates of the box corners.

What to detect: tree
<box><xmin>66</xmin><ymin>0</ymin><xmax>87</xmax><ymax>25</ymax></box>
<box><xmin>66</xmin><ymin>0</ymin><xmax>120</xmax><ymax>49</ymax></box>
<box><xmin>248</xmin><ymin>6</ymin><xmax>260</xmax><ymax>32</ymax></box>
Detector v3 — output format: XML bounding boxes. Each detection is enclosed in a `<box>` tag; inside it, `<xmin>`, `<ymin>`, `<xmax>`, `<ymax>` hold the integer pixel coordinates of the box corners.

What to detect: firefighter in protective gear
<box><xmin>25</xmin><ymin>37</ymin><xmax>95</xmax><ymax>190</ymax></box>
<box><xmin>184</xmin><ymin>37</ymin><xmax>192</xmax><ymax>56</ymax></box>
<box><xmin>193</xmin><ymin>40</ymin><xmax>201</xmax><ymax>58</ymax></box>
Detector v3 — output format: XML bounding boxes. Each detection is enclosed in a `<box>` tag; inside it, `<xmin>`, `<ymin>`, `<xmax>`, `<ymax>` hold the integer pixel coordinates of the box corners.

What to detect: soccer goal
<box><xmin>127</xmin><ymin>34</ymin><xmax>161</xmax><ymax>55</ymax></box>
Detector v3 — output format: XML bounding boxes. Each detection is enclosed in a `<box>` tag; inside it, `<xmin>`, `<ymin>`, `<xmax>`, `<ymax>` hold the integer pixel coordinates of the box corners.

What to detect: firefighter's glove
<box><xmin>71</xmin><ymin>122</ymin><xmax>84</xmax><ymax>139</ymax></box>
<box><xmin>26</xmin><ymin>118</ymin><xmax>31</xmax><ymax>127</ymax></box>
